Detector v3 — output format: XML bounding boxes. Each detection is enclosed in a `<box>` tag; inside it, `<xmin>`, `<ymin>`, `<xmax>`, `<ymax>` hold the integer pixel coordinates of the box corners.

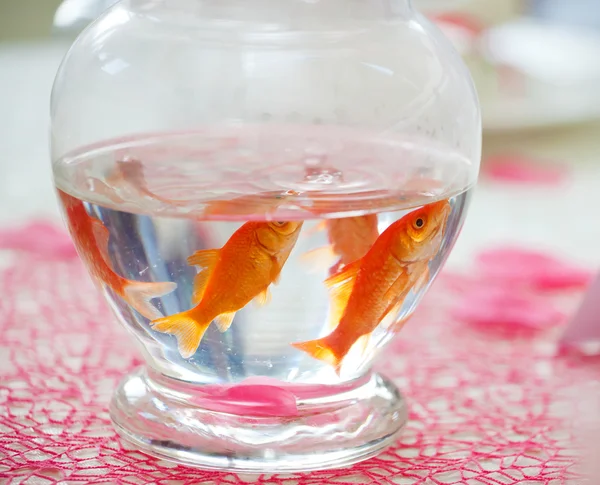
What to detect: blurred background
<box><xmin>1</xmin><ymin>0</ymin><xmax>600</xmax><ymax>266</ymax></box>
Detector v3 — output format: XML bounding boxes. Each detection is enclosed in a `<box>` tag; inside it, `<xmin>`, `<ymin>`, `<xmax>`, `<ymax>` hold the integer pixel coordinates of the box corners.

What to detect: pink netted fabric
<box><xmin>0</xmin><ymin>222</ymin><xmax>597</xmax><ymax>484</ymax></box>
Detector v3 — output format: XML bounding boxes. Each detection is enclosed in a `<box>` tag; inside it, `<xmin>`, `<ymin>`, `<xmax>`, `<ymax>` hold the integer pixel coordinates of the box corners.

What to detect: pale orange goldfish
<box><xmin>106</xmin><ymin>159</ymin><xmax>182</xmax><ymax>205</ymax></box>
<box><xmin>83</xmin><ymin>159</ymin><xmax>176</xmax><ymax>206</ymax></box>
<box><xmin>301</xmin><ymin>215</ymin><xmax>380</xmax><ymax>276</ymax></box>
<box><xmin>292</xmin><ymin>200</ymin><xmax>451</xmax><ymax>372</ymax></box>
<box><xmin>202</xmin><ymin>190</ymin><xmax>299</xmax><ymax>218</ymax></box>
<box><xmin>151</xmin><ymin>220</ymin><xmax>303</xmax><ymax>358</ymax></box>
<box><xmin>58</xmin><ymin>190</ymin><xmax>177</xmax><ymax>319</ymax></box>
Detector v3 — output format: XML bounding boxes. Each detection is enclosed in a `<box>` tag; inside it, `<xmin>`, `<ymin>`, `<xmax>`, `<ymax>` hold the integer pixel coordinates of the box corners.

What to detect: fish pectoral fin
<box><xmin>324</xmin><ymin>258</ymin><xmax>361</xmax><ymax>289</ymax></box>
<box><xmin>300</xmin><ymin>245</ymin><xmax>338</xmax><ymax>273</ymax></box>
<box><xmin>382</xmin><ymin>272</ymin><xmax>410</xmax><ymax>303</ymax></box>
<box><xmin>188</xmin><ymin>249</ymin><xmax>219</xmax><ymax>304</ymax></box>
<box><xmin>151</xmin><ymin>312</ymin><xmax>208</xmax><ymax>359</ymax></box>
<box><xmin>381</xmin><ymin>298</ymin><xmax>406</xmax><ymax>327</ymax></box>
<box><xmin>213</xmin><ymin>312</ymin><xmax>236</xmax><ymax>333</ymax></box>
<box><xmin>253</xmin><ymin>288</ymin><xmax>272</xmax><ymax>307</ymax></box>
<box><xmin>389</xmin><ymin>314</ymin><xmax>413</xmax><ymax>334</ymax></box>
<box><xmin>381</xmin><ymin>264</ymin><xmax>428</xmax><ymax>333</ymax></box>
<box><xmin>323</xmin><ymin>259</ymin><xmax>362</xmax><ymax>330</ymax></box>
<box><xmin>412</xmin><ymin>264</ymin><xmax>430</xmax><ymax>293</ymax></box>
<box><xmin>380</xmin><ymin>261</ymin><xmax>428</xmax><ymax>310</ymax></box>
<box><xmin>90</xmin><ymin>218</ymin><xmax>112</xmax><ymax>268</ymax></box>
<box><xmin>326</xmin><ymin>277</ymin><xmax>356</xmax><ymax>331</ymax></box>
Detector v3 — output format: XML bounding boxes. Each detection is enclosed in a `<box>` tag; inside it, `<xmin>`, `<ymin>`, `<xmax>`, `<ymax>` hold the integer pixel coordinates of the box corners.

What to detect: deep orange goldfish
<box><xmin>151</xmin><ymin>220</ymin><xmax>303</xmax><ymax>358</ymax></box>
<box><xmin>58</xmin><ymin>190</ymin><xmax>177</xmax><ymax>319</ymax></box>
<box><xmin>298</xmin><ymin>176</ymin><xmax>445</xmax><ymax>275</ymax></box>
<box><xmin>292</xmin><ymin>200</ymin><xmax>451</xmax><ymax>372</ymax></box>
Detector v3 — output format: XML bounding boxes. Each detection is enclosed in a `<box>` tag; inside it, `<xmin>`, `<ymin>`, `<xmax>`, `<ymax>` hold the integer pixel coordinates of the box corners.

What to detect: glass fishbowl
<box><xmin>51</xmin><ymin>0</ymin><xmax>481</xmax><ymax>473</ymax></box>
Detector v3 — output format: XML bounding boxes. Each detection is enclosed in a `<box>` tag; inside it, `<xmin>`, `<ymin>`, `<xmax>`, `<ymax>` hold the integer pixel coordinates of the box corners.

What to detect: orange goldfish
<box><xmin>150</xmin><ymin>220</ymin><xmax>303</xmax><ymax>358</ymax></box>
<box><xmin>292</xmin><ymin>200</ymin><xmax>451</xmax><ymax>372</ymax></box>
<box><xmin>57</xmin><ymin>190</ymin><xmax>177</xmax><ymax>319</ymax></box>
<box><xmin>298</xmin><ymin>175</ymin><xmax>445</xmax><ymax>275</ymax></box>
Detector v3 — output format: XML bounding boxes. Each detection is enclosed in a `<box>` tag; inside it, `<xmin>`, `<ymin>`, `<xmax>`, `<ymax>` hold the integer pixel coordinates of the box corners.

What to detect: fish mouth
<box><xmin>432</xmin><ymin>201</ymin><xmax>452</xmax><ymax>230</ymax></box>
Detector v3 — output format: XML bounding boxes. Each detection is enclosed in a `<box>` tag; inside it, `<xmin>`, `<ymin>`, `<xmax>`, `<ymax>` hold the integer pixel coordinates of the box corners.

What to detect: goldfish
<box><xmin>57</xmin><ymin>189</ymin><xmax>177</xmax><ymax>319</ymax></box>
<box><xmin>150</xmin><ymin>220</ymin><xmax>303</xmax><ymax>358</ymax></box>
<box><xmin>301</xmin><ymin>215</ymin><xmax>380</xmax><ymax>277</ymax></box>
<box><xmin>82</xmin><ymin>159</ymin><xmax>179</xmax><ymax>207</ymax></box>
<box><xmin>202</xmin><ymin>190</ymin><xmax>300</xmax><ymax>218</ymax></box>
<box><xmin>106</xmin><ymin>159</ymin><xmax>183</xmax><ymax>205</ymax></box>
<box><xmin>292</xmin><ymin>200</ymin><xmax>451</xmax><ymax>372</ymax></box>
<box><xmin>298</xmin><ymin>174</ymin><xmax>446</xmax><ymax>275</ymax></box>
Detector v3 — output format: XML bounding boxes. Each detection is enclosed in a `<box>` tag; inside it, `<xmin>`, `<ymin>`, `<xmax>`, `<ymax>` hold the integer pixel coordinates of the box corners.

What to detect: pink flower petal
<box><xmin>452</xmin><ymin>285</ymin><xmax>564</xmax><ymax>329</ymax></box>
<box><xmin>561</xmin><ymin>273</ymin><xmax>600</xmax><ymax>351</ymax></box>
<box><xmin>192</xmin><ymin>383</ymin><xmax>299</xmax><ymax>417</ymax></box>
<box><xmin>476</xmin><ymin>247</ymin><xmax>593</xmax><ymax>291</ymax></box>
<box><xmin>484</xmin><ymin>155</ymin><xmax>568</xmax><ymax>185</ymax></box>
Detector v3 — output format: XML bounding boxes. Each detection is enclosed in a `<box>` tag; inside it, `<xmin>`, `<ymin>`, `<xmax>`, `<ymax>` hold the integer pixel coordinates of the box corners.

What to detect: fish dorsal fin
<box><xmin>214</xmin><ymin>312</ymin><xmax>236</xmax><ymax>333</ymax></box>
<box><xmin>91</xmin><ymin>218</ymin><xmax>112</xmax><ymax>268</ymax></box>
<box><xmin>187</xmin><ymin>248</ymin><xmax>219</xmax><ymax>268</ymax></box>
<box><xmin>254</xmin><ymin>287</ymin><xmax>272</xmax><ymax>307</ymax></box>
<box><xmin>187</xmin><ymin>249</ymin><xmax>219</xmax><ymax>304</ymax></box>
<box><xmin>324</xmin><ymin>259</ymin><xmax>361</xmax><ymax>330</ymax></box>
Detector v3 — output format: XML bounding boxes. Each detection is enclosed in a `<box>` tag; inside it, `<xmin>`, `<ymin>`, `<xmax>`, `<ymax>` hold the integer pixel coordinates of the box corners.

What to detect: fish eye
<box><xmin>414</xmin><ymin>217</ymin><xmax>425</xmax><ymax>229</ymax></box>
<box><xmin>273</xmin><ymin>221</ymin><xmax>286</xmax><ymax>227</ymax></box>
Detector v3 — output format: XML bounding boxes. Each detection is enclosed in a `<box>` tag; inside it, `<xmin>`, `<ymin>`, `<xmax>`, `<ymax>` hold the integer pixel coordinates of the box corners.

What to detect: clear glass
<box><xmin>51</xmin><ymin>0</ymin><xmax>481</xmax><ymax>472</ymax></box>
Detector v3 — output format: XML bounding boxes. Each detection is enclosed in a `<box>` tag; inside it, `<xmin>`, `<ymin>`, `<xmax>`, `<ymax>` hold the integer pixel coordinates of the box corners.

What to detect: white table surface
<box><xmin>1</xmin><ymin>39</ymin><xmax>600</xmax><ymax>270</ymax></box>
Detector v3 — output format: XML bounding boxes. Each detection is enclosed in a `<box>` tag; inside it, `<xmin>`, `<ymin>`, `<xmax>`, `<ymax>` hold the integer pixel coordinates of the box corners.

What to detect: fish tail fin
<box><xmin>122</xmin><ymin>280</ymin><xmax>177</xmax><ymax>320</ymax></box>
<box><xmin>292</xmin><ymin>333</ymin><xmax>350</xmax><ymax>374</ymax></box>
<box><xmin>150</xmin><ymin>310</ymin><xmax>210</xmax><ymax>359</ymax></box>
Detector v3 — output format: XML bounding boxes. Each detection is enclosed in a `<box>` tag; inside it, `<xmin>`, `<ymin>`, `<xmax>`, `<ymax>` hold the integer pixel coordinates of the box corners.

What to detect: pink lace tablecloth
<box><xmin>0</xmin><ymin>221</ymin><xmax>598</xmax><ymax>484</ymax></box>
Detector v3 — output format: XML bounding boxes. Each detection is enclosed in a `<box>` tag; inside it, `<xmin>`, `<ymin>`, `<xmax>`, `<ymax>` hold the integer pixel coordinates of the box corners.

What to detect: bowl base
<box><xmin>110</xmin><ymin>367</ymin><xmax>407</xmax><ymax>473</ymax></box>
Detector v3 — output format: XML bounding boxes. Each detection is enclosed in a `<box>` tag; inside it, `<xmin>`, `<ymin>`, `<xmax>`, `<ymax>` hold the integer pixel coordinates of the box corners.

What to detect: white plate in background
<box><xmin>478</xmin><ymin>18</ymin><xmax>600</xmax><ymax>132</ymax></box>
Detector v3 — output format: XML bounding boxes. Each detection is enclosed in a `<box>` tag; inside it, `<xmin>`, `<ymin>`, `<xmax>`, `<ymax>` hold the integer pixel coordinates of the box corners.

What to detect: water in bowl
<box><xmin>53</xmin><ymin>126</ymin><xmax>473</xmax><ymax>387</ymax></box>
